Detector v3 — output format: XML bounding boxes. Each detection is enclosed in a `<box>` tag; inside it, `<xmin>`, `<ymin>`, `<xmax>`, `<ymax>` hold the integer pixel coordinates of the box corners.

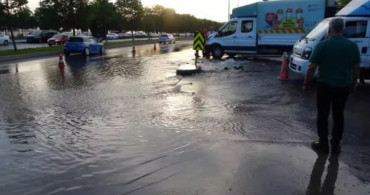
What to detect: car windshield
<box><xmin>160</xmin><ymin>35</ymin><xmax>168</xmax><ymax>38</ymax></box>
<box><xmin>68</xmin><ymin>37</ymin><xmax>83</xmax><ymax>42</ymax></box>
<box><xmin>305</xmin><ymin>19</ymin><xmax>330</xmax><ymax>41</ymax></box>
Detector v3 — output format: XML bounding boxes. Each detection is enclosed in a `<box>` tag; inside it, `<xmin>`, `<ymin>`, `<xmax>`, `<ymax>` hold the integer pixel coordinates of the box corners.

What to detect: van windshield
<box><xmin>305</xmin><ymin>19</ymin><xmax>330</xmax><ymax>41</ymax></box>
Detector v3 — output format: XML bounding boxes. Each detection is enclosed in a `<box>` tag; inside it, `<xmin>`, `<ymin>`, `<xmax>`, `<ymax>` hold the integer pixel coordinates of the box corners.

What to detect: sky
<box><xmin>27</xmin><ymin>0</ymin><xmax>260</xmax><ymax>22</ymax></box>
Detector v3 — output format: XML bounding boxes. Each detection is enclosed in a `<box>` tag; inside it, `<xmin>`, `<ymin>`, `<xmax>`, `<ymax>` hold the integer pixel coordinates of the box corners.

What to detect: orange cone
<box><xmin>277</xmin><ymin>52</ymin><xmax>289</xmax><ymax>80</ymax></box>
<box><xmin>58</xmin><ymin>53</ymin><xmax>65</xmax><ymax>68</ymax></box>
<box><xmin>154</xmin><ymin>43</ymin><xmax>157</xmax><ymax>50</ymax></box>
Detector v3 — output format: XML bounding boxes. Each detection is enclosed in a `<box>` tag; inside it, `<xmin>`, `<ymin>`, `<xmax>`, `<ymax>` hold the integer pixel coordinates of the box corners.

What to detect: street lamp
<box><xmin>228</xmin><ymin>0</ymin><xmax>230</xmax><ymax>21</ymax></box>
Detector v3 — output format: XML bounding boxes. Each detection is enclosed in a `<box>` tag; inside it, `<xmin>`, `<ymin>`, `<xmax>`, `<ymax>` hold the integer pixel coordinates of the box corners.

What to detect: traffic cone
<box><xmin>132</xmin><ymin>46</ymin><xmax>136</xmax><ymax>53</ymax></box>
<box><xmin>277</xmin><ymin>52</ymin><xmax>289</xmax><ymax>80</ymax></box>
<box><xmin>58</xmin><ymin>53</ymin><xmax>65</xmax><ymax>68</ymax></box>
<box><xmin>154</xmin><ymin>43</ymin><xmax>157</xmax><ymax>50</ymax></box>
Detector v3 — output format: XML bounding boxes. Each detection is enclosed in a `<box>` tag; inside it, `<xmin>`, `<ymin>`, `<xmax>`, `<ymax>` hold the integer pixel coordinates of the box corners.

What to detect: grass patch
<box><xmin>0</xmin><ymin>46</ymin><xmax>63</xmax><ymax>56</ymax></box>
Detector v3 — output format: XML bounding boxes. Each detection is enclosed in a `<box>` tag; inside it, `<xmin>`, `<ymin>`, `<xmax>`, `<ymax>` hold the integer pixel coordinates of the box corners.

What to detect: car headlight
<box><xmin>302</xmin><ymin>47</ymin><xmax>312</xmax><ymax>60</ymax></box>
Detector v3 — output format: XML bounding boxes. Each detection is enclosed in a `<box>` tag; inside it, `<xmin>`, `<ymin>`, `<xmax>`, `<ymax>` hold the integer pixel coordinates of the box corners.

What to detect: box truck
<box><xmin>289</xmin><ymin>0</ymin><xmax>370</xmax><ymax>83</ymax></box>
<box><xmin>205</xmin><ymin>0</ymin><xmax>334</xmax><ymax>58</ymax></box>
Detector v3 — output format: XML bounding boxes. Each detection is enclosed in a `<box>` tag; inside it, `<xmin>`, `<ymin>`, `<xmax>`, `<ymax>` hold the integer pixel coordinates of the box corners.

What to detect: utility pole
<box><xmin>5</xmin><ymin>0</ymin><xmax>17</xmax><ymax>51</ymax></box>
<box><xmin>228</xmin><ymin>0</ymin><xmax>230</xmax><ymax>21</ymax></box>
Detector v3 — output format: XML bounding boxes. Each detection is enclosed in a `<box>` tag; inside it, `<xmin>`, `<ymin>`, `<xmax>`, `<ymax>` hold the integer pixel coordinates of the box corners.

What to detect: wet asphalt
<box><xmin>0</xmin><ymin>41</ymin><xmax>369</xmax><ymax>195</ymax></box>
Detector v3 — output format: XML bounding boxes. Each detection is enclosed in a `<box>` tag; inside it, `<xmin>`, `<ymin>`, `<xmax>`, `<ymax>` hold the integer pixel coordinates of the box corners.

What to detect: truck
<box><xmin>289</xmin><ymin>0</ymin><xmax>370</xmax><ymax>83</ymax></box>
<box><xmin>205</xmin><ymin>0</ymin><xmax>336</xmax><ymax>59</ymax></box>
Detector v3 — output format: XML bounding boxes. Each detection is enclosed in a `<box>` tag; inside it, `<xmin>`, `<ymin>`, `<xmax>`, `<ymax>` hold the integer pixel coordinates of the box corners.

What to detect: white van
<box><xmin>289</xmin><ymin>0</ymin><xmax>370</xmax><ymax>82</ymax></box>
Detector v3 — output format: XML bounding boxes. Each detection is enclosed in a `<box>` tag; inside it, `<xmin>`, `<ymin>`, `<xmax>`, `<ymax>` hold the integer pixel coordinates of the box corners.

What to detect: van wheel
<box><xmin>4</xmin><ymin>40</ymin><xmax>8</xmax><ymax>46</ymax></box>
<box><xmin>212</xmin><ymin>45</ymin><xmax>224</xmax><ymax>59</ymax></box>
<box><xmin>84</xmin><ymin>48</ymin><xmax>90</xmax><ymax>56</ymax></box>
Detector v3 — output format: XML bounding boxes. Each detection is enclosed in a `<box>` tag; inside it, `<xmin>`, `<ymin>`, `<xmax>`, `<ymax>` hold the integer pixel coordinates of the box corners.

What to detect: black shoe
<box><xmin>311</xmin><ymin>141</ymin><xmax>329</xmax><ymax>154</ymax></box>
<box><xmin>331</xmin><ymin>144</ymin><xmax>341</xmax><ymax>155</ymax></box>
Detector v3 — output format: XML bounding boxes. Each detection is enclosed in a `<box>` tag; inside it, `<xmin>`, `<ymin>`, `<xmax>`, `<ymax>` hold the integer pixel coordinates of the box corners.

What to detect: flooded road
<box><xmin>0</xmin><ymin>43</ymin><xmax>369</xmax><ymax>195</ymax></box>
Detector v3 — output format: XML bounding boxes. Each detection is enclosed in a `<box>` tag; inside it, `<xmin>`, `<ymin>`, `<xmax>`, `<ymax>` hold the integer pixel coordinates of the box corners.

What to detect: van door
<box><xmin>236</xmin><ymin>18</ymin><xmax>257</xmax><ymax>54</ymax></box>
<box><xmin>215</xmin><ymin>20</ymin><xmax>238</xmax><ymax>51</ymax></box>
<box><xmin>344</xmin><ymin>19</ymin><xmax>370</xmax><ymax>68</ymax></box>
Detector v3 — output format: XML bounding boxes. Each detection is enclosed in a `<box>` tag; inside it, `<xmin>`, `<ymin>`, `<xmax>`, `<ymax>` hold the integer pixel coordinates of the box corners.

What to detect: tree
<box><xmin>38</xmin><ymin>0</ymin><xmax>89</xmax><ymax>35</ymax></box>
<box><xmin>162</xmin><ymin>8</ymin><xmax>176</xmax><ymax>33</ymax></box>
<box><xmin>116</xmin><ymin>0</ymin><xmax>144</xmax><ymax>42</ymax></box>
<box><xmin>142</xmin><ymin>7</ymin><xmax>155</xmax><ymax>39</ymax></box>
<box><xmin>88</xmin><ymin>0</ymin><xmax>119</xmax><ymax>40</ymax></box>
<box><xmin>35</xmin><ymin>3</ymin><xmax>60</xmax><ymax>30</ymax></box>
<box><xmin>0</xmin><ymin>0</ymin><xmax>28</xmax><ymax>51</ymax></box>
<box><xmin>14</xmin><ymin>7</ymin><xmax>37</xmax><ymax>30</ymax></box>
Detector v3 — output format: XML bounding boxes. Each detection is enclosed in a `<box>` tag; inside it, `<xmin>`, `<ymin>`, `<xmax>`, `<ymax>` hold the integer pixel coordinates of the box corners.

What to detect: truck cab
<box><xmin>206</xmin><ymin>18</ymin><xmax>257</xmax><ymax>59</ymax></box>
<box><xmin>289</xmin><ymin>0</ymin><xmax>370</xmax><ymax>82</ymax></box>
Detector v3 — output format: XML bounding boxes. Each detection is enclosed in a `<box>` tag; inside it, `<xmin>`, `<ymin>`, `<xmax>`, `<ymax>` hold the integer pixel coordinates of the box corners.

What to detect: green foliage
<box><xmin>35</xmin><ymin>5</ymin><xmax>60</xmax><ymax>30</ymax></box>
<box><xmin>116</xmin><ymin>0</ymin><xmax>144</xmax><ymax>31</ymax></box>
<box><xmin>0</xmin><ymin>0</ymin><xmax>29</xmax><ymax>28</ymax></box>
<box><xmin>28</xmin><ymin>0</ymin><xmax>223</xmax><ymax>36</ymax></box>
<box><xmin>13</xmin><ymin>7</ymin><xmax>37</xmax><ymax>29</ymax></box>
<box><xmin>88</xmin><ymin>0</ymin><xmax>120</xmax><ymax>38</ymax></box>
<box><xmin>37</xmin><ymin>0</ymin><xmax>89</xmax><ymax>34</ymax></box>
<box><xmin>142</xmin><ymin>5</ymin><xmax>223</xmax><ymax>34</ymax></box>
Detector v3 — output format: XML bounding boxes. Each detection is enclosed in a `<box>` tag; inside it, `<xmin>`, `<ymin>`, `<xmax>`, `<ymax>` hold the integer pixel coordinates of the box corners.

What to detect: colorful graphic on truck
<box><xmin>258</xmin><ymin>1</ymin><xmax>325</xmax><ymax>34</ymax></box>
<box><xmin>261</xmin><ymin>7</ymin><xmax>306</xmax><ymax>33</ymax></box>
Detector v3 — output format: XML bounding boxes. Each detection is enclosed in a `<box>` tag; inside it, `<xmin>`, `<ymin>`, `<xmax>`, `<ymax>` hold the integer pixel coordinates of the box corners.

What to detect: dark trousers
<box><xmin>316</xmin><ymin>82</ymin><xmax>350</xmax><ymax>145</ymax></box>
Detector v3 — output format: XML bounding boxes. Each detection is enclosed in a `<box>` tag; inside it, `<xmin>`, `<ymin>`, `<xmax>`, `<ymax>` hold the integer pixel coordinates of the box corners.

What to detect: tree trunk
<box><xmin>6</xmin><ymin>0</ymin><xmax>17</xmax><ymax>51</ymax></box>
<box><xmin>9</xmin><ymin>26</ymin><xmax>17</xmax><ymax>51</ymax></box>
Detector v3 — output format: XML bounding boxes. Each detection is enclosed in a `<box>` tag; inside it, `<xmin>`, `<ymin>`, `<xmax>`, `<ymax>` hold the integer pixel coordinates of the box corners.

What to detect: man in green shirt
<box><xmin>303</xmin><ymin>18</ymin><xmax>360</xmax><ymax>155</ymax></box>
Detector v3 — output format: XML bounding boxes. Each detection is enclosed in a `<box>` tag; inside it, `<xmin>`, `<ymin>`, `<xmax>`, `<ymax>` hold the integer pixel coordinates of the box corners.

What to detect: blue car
<box><xmin>64</xmin><ymin>36</ymin><xmax>104</xmax><ymax>56</ymax></box>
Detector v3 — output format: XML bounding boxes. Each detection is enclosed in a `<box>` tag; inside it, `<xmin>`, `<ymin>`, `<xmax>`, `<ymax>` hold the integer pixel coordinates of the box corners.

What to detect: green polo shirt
<box><xmin>309</xmin><ymin>35</ymin><xmax>360</xmax><ymax>87</ymax></box>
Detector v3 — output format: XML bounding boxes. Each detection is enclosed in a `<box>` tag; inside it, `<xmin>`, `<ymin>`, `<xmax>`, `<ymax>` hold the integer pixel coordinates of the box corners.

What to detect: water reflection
<box><xmin>0</xmin><ymin>68</ymin><xmax>10</xmax><ymax>74</ymax></box>
<box><xmin>306</xmin><ymin>154</ymin><xmax>339</xmax><ymax>195</ymax></box>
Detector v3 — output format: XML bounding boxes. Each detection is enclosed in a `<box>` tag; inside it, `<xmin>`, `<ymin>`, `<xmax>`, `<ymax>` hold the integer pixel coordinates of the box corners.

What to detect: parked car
<box><xmin>159</xmin><ymin>34</ymin><xmax>176</xmax><ymax>44</ymax></box>
<box><xmin>0</xmin><ymin>34</ymin><xmax>10</xmax><ymax>46</ymax></box>
<box><xmin>134</xmin><ymin>32</ymin><xmax>148</xmax><ymax>38</ymax></box>
<box><xmin>149</xmin><ymin>32</ymin><xmax>160</xmax><ymax>38</ymax></box>
<box><xmin>107</xmin><ymin>33</ymin><xmax>119</xmax><ymax>39</ymax></box>
<box><xmin>26</xmin><ymin>30</ymin><xmax>57</xmax><ymax>43</ymax></box>
<box><xmin>118</xmin><ymin>33</ymin><xmax>132</xmax><ymax>39</ymax></box>
<box><xmin>47</xmin><ymin>34</ymin><xmax>69</xmax><ymax>46</ymax></box>
<box><xmin>64</xmin><ymin>36</ymin><xmax>104</xmax><ymax>56</ymax></box>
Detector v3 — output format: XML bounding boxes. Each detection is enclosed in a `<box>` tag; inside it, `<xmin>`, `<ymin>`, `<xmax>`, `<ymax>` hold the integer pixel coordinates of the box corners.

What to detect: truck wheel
<box><xmin>4</xmin><ymin>40</ymin><xmax>8</xmax><ymax>46</ymax></box>
<box><xmin>212</xmin><ymin>45</ymin><xmax>224</xmax><ymax>59</ymax></box>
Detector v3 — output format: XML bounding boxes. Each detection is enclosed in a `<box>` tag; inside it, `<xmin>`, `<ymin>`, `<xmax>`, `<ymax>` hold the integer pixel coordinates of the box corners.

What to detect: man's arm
<box><xmin>303</xmin><ymin>63</ymin><xmax>317</xmax><ymax>89</ymax></box>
